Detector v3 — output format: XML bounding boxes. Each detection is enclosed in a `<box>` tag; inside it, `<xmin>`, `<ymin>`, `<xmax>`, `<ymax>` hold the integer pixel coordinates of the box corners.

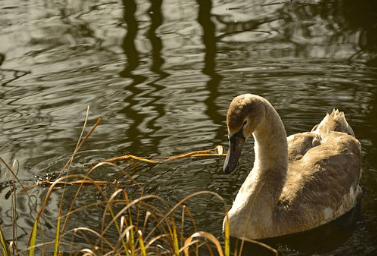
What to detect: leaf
<box><xmin>0</xmin><ymin>225</ymin><xmax>10</xmax><ymax>256</ymax></box>
<box><xmin>224</xmin><ymin>214</ymin><xmax>230</xmax><ymax>256</ymax></box>
<box><xmin>28</xmin><ymin>219</ymin><xmax>38</xmax><ymax>256</ymax></box>
<box><xmin>137</xmin><ymin>230</ymin><xmax>147</xmax><ymax>256</ymax></box>
<box><xmin>54</xmin><ymin>213</ymin><xmax>62</xmax><ymax>255</ymax></box>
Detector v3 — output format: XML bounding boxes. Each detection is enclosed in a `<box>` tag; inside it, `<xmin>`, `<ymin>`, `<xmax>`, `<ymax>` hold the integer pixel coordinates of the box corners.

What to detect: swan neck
<box><xmin>253</xmin><ymin>106</ymin><xmax>288</xmax><ymax>175</ymax></box>
<box><xmin>227</xmin><ymin>104</ymin><xmax>289</xmax><ymax>238</ymax></box>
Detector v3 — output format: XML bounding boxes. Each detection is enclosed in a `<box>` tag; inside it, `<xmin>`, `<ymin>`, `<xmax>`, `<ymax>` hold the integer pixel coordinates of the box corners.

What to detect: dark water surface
<box><xmin>1</xmin><ymin>0</ymin><xmax>377</xmax><ymax>255</ymax></box>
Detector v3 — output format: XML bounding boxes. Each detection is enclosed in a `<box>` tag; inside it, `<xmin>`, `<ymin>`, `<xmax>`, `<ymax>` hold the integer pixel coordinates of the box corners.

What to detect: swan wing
<box><xmin>278</xmin><ymin>131</ymin><xmax>361</xmax><ymax>231</ymax></box>
<box><xmin>287</xmin><ymin>132</ymin><xmax>321</xmax><ymax>162</ymax></box>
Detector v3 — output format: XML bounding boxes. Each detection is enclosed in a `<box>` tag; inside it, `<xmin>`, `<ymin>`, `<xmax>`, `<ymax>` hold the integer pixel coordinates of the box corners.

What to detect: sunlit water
<box><xmin>1</xmin><ymin>0</ymin><xmax>377</xmax><ymax>255</ymax></box>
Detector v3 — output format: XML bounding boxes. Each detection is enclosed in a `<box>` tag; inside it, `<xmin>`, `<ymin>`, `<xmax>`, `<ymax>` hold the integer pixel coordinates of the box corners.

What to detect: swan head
<box><xmin>223</xmin><ymin>94</ymin><xmax>266</xmax><ymax>174</ymax></box>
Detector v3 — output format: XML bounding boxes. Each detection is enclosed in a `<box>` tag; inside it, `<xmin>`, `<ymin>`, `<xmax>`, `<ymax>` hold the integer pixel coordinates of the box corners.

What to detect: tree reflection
<box><xmin>119</xmin><ymin>0</ymin><xmax>139</xmax><ymax>76</ymax></box>
<box><xmin>148</xmin><ymin>0</ymin><xmax>167</xmax><ymax>75</ymax></box>
<box><xmin>210</xmin><ymin>0</ymin><xmax>377</xmax><ymax>64</ymax></box>
<box><xmin>197</xmin><ymin>0</ymin><xmax>224</xmax><ymax>145</ymax></box>
<box><xmin>119</xmin><ymin>0</ymin><xmax>224</xmax><ymax>152</ymax></box>
<box><xmin>119</xmin><ymin>0</ymin><xmax>167</xmax><ymax>77</ymax></box>
<box><xmin>342</xmin><ymin>0</ymin><xmax>377</xmax><ymax>65</ymax></box>
<box><xmin>197</xmin><ymin>0</ymin><xmax>217</xmax><ymax>76</ymax></box>
<box><xmin>119</xmin><ymin>0</ymin><xmax>169</xmax><ymax>154</ymax></box>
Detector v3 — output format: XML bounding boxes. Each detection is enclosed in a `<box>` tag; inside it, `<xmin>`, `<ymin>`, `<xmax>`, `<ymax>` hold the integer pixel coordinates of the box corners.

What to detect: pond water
<box><xmin>1</xmin><ymin>0</ymin><xmax>377</xmax><ymax>255</ymax></box>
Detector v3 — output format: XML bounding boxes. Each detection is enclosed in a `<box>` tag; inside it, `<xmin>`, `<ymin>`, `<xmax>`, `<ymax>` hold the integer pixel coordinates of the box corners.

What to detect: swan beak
<box><xmin>223</xmin><ymin>135</ymin><xmax>245</xmax><ymax>174</ymax></box>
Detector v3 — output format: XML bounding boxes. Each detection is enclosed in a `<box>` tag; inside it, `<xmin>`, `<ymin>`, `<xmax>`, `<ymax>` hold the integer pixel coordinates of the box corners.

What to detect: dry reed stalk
<box><xmin>101</xmin><ymin>145</ymin><xmax>225</xmax><ymax>165</ymax></box>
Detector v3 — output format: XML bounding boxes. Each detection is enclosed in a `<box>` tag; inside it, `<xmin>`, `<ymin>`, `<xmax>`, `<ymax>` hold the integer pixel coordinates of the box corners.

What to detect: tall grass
<box><xmin>0</xmin><ymin>109</ymin><xmax>277</xmax><ymax>256</ymax></box>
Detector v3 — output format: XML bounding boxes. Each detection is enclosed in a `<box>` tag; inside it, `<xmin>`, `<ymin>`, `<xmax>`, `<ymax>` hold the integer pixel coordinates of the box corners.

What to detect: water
<box><xmin>1</xmin><ymin>0</ymin><xmax>377</xmax><ymax>255</ymax></box>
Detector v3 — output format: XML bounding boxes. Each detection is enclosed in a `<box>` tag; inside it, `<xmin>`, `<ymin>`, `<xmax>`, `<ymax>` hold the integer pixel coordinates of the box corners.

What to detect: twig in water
<box><xmin>101</xmin><ymin>145</ymin><xmax>225</xmax><ymax>165</ymax></box>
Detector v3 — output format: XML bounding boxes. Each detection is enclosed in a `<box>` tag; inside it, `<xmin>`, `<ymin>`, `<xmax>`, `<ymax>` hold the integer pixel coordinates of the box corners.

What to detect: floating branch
<box><xmin>102</xmin><ymin>145</ymin><xmax>226</xmax><ymax>165</ymax></box>
<box><xmin>37</xmin><ymin>179</ymin><xmax>120</xmax><ymax>187</ymax></box>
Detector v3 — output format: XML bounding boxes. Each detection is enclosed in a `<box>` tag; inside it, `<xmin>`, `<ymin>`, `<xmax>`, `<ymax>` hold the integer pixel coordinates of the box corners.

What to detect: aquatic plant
<box><xmin>0</xmin><ymin>108</ymin><xmax>277</xmax><ymax>256</ymax></box>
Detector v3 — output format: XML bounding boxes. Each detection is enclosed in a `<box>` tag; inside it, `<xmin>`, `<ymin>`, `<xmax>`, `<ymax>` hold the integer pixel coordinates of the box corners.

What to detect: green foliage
<box><xmin>0</xmin><ymin>225</ymin><xmax>10</xmax><ymax>256</ymax></box>
<box><xmin>28</xmin><ymin>219</ymin><xmax>38</xmax><ymax>256</ymax></box>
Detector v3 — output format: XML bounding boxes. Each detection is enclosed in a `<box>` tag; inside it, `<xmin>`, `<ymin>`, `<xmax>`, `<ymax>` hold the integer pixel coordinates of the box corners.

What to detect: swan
<box><xmin>223</xmin><ymin>94</ymin><xmax>361</xmax><ymax>240</ymax></box>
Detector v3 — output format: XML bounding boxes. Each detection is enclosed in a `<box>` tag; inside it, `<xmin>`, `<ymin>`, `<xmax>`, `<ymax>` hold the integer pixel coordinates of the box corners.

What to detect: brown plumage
<box><xmin>223</xmin><ymin>94</ymin><xmax>361</xmax><ymax>240</ymax></box>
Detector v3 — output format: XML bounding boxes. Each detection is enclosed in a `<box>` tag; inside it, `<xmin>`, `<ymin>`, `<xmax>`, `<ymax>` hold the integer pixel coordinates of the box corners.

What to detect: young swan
<box><xmin>223</xmin><ymin>94</ymin><xmax>361</xmax><ymax>240</ymax></box>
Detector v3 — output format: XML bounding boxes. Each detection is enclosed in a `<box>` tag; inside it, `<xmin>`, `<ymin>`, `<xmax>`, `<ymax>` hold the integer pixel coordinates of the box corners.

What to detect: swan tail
<box><xmin>312</xmin><ymin>109</ymin><xmax>355</xmax><ymax>136</ymax></box>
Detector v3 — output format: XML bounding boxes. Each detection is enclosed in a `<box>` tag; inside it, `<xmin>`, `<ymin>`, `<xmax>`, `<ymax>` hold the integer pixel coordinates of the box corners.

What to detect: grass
<box><xmin>0</xmin><ymin>108</ymin><xmax>278</xmax><ymax>256</ymax></box>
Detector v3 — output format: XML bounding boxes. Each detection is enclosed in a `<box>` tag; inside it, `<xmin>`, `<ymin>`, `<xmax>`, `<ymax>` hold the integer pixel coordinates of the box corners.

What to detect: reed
<box><xmin>0</xmin><ymin>109</ymin><xmax>277</xmax><ymax>256</ymax></box>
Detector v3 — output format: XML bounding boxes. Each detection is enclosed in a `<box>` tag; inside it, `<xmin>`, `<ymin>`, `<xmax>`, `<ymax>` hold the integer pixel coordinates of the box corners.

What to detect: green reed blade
<box><xmin>173</xmin><ymin>225</ymin><xmax>180</xmax><ymax>256</ymax></box>
<box><xmin>224</xmin><ymin>214</ymin><xmax>230</xmax><ymax>256</ymax></box>
<box><xmin>0</xmin><ymin>225</ymin><xmax>10</xmax><ymax>256</ymax></box>
<box><xmin>129</xmin><ymin>216</ymin><xmax>135</xmax><ymax>255</ymax></box>
<box><xmin>28</xmin><ymin>219</ymin><xmax>38</xmax><ymax>256</ymax></box>
<box><xmin>54</xmin><ymin>214</ymin><xmax>62</xmax><ymax>255</ymax></box>
<box><xmin>137</xmin><ymin>230</ymin><xmax>147</xmax><ymax>256</ymax></box>
<box><xmin>105</xmin><ymin>200</ymin><xmax>129</xmax><ymax>254</ymax></box>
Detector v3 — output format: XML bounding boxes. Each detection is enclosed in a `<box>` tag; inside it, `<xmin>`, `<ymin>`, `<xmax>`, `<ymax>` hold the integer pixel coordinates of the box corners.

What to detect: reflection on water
<box><xmin>120</xmin><ymin>0</ymin><xmax>140</xmax><ymax>76</ymax></box>
<box><xmin>1</xmin><ymin>0</ymin><xmax>377</xmax><ymax>255</ymax></box>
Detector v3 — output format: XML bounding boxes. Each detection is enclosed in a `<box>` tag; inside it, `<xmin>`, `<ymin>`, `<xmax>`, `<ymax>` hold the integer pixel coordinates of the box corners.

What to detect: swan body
<box><xmin>223</xmin><ymin>94</ymin><xmax>361</xmax><ymax>240</ymax></box>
